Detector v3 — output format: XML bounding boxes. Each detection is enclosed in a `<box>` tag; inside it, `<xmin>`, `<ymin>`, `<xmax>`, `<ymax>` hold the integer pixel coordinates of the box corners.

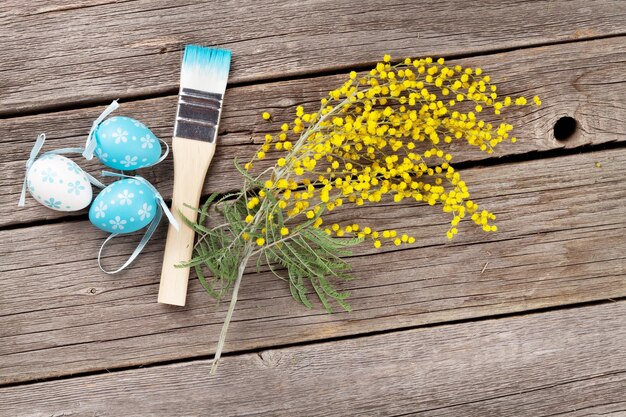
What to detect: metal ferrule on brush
<box><xmin>174</xmin><ymin>88</ymin><xmax>223</xmax><ymax>143</ymax></box>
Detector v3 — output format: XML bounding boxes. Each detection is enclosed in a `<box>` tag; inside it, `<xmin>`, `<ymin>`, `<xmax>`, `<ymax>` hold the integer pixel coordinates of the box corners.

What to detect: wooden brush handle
<box><xmin>158</xmin><ymin>137</ymin><xmax>216</xmax><ymax>306</ymax></box>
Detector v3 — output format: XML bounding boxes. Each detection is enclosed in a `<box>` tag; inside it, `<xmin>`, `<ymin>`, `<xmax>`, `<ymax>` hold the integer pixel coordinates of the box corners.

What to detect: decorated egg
<box><xmin>26</xmin><ymin>154</ymin><xmax>92</xmax><ymax>211</ymax></box>
<box><xmin>93</xmin><ymin>116</ymin><xmax>162</xmax><ymax>171</ymax></box>
<box><xmin>89</xmin><ymin>178</ymin><xmax>157</xmax><ymax>234</ymax></box>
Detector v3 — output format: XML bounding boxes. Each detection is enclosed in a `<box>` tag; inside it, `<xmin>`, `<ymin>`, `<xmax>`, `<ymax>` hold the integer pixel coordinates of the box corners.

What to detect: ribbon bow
<box><xmin>83</xmin><ymin>100</ymin><xmax>120</xmax><ymax>160</ymax></box>
<box><xmin>97</xmin><ymin>171</ymin><xmax>179</xmax><ymax>274</ymax></box>
<box><xmin>18</xmin><ymin>133</ymin><xmax>46</xmax><ymax>207</ymax></box>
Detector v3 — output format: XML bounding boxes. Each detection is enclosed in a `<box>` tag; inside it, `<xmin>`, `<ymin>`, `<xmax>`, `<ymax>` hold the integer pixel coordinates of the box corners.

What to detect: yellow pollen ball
<box><xmin>280</xmin><ymin>227</ymin><xmax>289</xmax><ymax>236</ymax></box>
<box><xmin>256</xmin><ymin>237</ymin><xmax>265</xmax><ymax>246</ymax></box>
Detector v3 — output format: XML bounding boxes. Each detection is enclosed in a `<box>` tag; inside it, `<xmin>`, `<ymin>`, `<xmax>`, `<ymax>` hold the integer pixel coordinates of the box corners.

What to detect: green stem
<box><xmin>210</xmin><ymin>247</ymin><xmax>253</xmax><ymax>374</ymax></box>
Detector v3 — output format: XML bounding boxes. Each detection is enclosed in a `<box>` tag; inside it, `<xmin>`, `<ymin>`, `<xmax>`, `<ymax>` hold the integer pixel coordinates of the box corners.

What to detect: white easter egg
<box><xmin>26</xmin><ymin>154</ymin><xmax>93</xmax><ymax>211</ymax></box>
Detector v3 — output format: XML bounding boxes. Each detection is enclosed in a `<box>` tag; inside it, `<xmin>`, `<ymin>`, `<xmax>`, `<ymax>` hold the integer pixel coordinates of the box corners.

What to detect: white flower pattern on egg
<box><xmin>118</xmin><ymin>189</ymin><xmax>134</xmax><ymax>205</ymax></box>
<box><xmin>137</xmin><ymin>203</ymin><xmax>153</xmax><ymax>221</ymax></box>
<box><xmin>112</xmin><ymin>127</ymin><xmax>128</xmax><ymax>144</ymax></box>
<box><xmin>121</xmin><ymin>155</ymin><xmax>138</xmax><ymax>168</ymax></box>
<box><xmin>109</xmin><ymin>216</ymin><xmax>127</xmax><ymax>231</ymax></box>
<box><xmin>140</xmin><ymin>135</ymin><xmax>156</xmax><ymax>149</ymax></box>
<box><xmin>94</xmin><ymin>201</ymin><xmax>108</xmax><ymax>219</ymax></box>
<box><xmin>96</xmin><ymin>148</ymin><xmax>108</xmax><ymax>162</ymax></box>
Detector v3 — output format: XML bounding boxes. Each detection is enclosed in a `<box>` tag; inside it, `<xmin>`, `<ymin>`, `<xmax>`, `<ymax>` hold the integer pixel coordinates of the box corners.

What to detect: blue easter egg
<box><xmin>89</xmin><ymin>178</ymin><xmax>157</xmax><ymax>234</ymax></box>
<box><xmin>94</xmin><ymin>116</ymin><xmax>162</xmax><ymax>171</ymax></box>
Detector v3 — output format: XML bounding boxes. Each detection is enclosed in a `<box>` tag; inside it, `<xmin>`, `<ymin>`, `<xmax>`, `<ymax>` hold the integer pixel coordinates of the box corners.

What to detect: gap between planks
<box><xmin>2</xmin><ymin>31</ymin><xmax>625</xmax><ymax>121</ymax></box>
<box><xmin>3</xmin><ymin>36</ymin><xmax>626</xmax><ymax>228</ymax></box>
<box><xmin>1</xmin><ymin>0</ymin><xmax>625</xmax><ymax>115</ymax></box>
<box><xmin>0</xmin><ymin>301</ymin><xmax>625</xmax><ymax>416</ymax></box>
<box><xmin>3</xmin><ymin>294</ymin><xmax>624</xmax><ymax>390</ymax></box>
<box><xmin>1</xmin><ymin>146</ymin><xmax>625</xmax><ymax>384</ymax></box>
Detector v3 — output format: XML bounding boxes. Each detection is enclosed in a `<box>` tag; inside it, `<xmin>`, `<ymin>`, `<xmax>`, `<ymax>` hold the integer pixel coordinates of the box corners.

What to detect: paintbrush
<box><xmin>158</xmin><ymin>45</ymin><xmax>231</xmax><ymax>306</ymax></box>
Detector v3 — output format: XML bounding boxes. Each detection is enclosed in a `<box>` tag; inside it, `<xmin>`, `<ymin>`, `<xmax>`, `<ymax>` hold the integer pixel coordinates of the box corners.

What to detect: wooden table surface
<box><xmin>1</xmin><ymin>1</ymin><xmax>626</xmax><ymax>415</ymax></box>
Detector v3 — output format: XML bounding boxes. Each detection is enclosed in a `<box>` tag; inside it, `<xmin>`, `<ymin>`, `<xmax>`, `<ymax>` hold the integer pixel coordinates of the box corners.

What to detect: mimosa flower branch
<box><xmin>177</xmin><ymin>55</ymin><xmax>541</xmax><ymax>372</ymax></box>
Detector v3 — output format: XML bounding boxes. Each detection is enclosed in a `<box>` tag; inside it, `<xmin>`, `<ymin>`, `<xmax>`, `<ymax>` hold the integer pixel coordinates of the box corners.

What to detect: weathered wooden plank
<box><xmin>1</xmin><ymin>0</ymin><xmax>625</xmax><ymax>114</ymax></box>
<box><xmin>4</xmin><ymin>36</ymin><xmax>626</xmax><ymax>227</ymax></box>
<box><xmin>1</xmin><ymin>301</ymin><xmax>625</xmax><ymax>416</ymax></box>
<box><xmin>1</xmin><ymin>147</ymin><xmax>624</xmax><ymax>384</ymax></box>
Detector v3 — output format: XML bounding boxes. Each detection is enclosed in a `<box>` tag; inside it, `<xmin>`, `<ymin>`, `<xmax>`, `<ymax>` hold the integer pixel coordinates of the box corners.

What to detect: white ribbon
<box><xmin>97</xmin><ymin>172</ymin><xmax>179</xmax><ymax>274</ymax></box>
<box><xmin>18</xmin><ymin>133</ymin><xmax>46</xmax><ymax>207</ymax></box>
<box><xmin>83</xmin><ymin>100</ymin><xmax>120</xmax><ymax>160</ymax></box>
<box><xmin>153</xmin><ymin>138</ymin><xmax>171</xmax><ymax>167</ymax></box>
<box><xmin>97</xmin><ymin>207</ymin><xmax>163</xmax><ymax>274</ymax></box>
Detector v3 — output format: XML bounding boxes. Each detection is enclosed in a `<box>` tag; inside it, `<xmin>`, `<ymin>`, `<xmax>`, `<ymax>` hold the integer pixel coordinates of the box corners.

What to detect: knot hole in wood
<box><xmin>553</xmin><ymin>116</ymin><xmax>577</xmax><ymax>141</ymax></box>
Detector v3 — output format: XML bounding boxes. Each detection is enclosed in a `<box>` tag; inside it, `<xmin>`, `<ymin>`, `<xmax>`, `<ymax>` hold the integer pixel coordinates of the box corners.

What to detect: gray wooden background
<box><xmin>1</xmin><ymin>0</ymin><xmax>625</xmax><ymax>415</ymax></box>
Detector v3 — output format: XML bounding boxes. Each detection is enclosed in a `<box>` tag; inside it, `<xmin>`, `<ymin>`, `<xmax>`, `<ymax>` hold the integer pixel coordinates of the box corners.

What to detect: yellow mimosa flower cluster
<box><xmin>185</xmin><ymin>57</ymin><xmax>542</xmax><ymax>367</ymax></box>
<box><xmin>246</xmin><ymin>56</ymin><xmax>540</xmax><ymax>247</ymax></box>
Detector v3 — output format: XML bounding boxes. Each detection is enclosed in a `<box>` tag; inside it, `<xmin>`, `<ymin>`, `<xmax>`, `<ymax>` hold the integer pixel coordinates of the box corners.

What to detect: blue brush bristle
<box><xmin>180</xmin><ymin>45</ymin><xmax>231</xmax><ymax>95</ymax></box>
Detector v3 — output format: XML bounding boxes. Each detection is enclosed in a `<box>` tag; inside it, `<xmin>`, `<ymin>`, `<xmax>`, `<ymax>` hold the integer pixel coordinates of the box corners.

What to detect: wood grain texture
<box><xmin>4</xmin><ymin>36</ymin><xmax>626</xmax><ymax>228</ymax></box>
<box><xmin>1</xmin><ymin>0</ymin><xmax>625</xmax><ymax>115</ymax></box>
<box><xmin>1</xmin><ymin>147</ymin><xmax>624</xmax><ymax>384</ymax></box>
<box><xmin>1</xmin><ymin>301</ymin><xmax>625</xmax><ymax>416</ymax></box>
